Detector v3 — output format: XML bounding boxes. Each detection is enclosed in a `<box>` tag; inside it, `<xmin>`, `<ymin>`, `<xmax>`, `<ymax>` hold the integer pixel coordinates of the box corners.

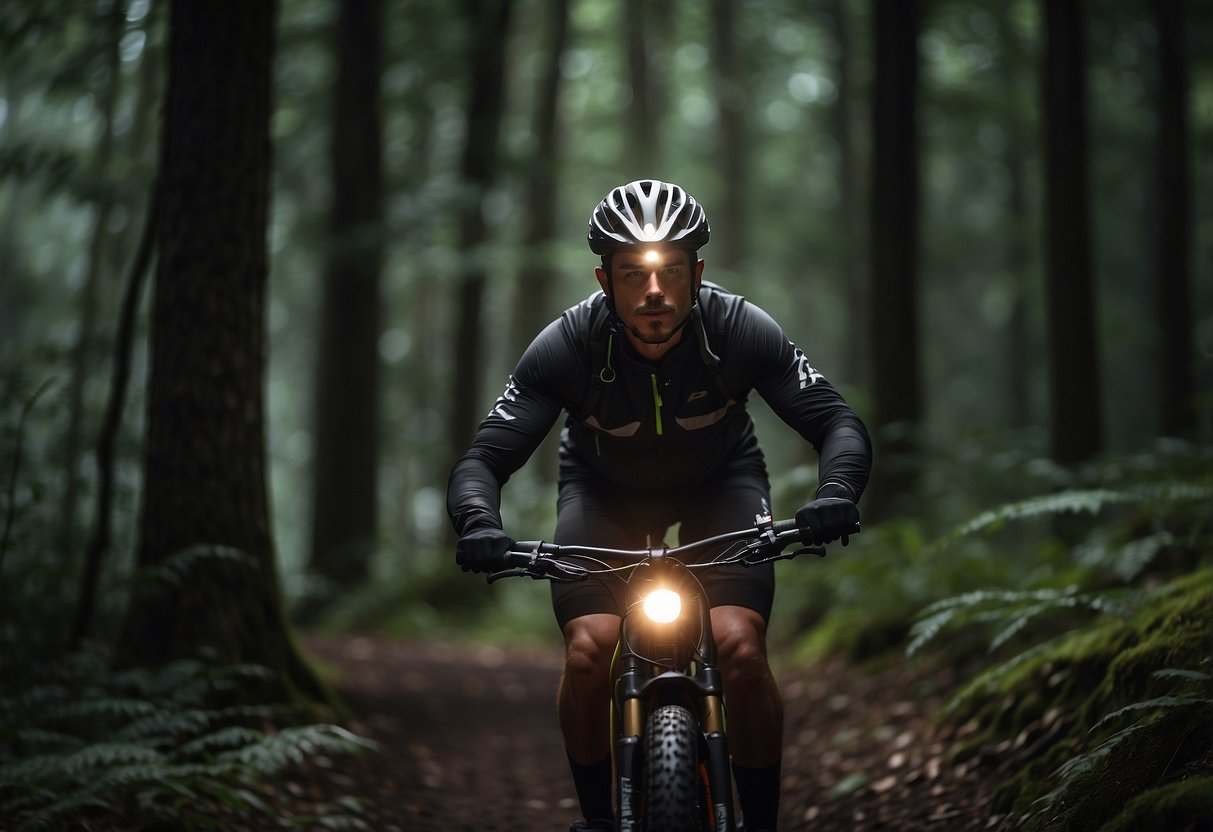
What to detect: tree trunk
<box><xmin>510</xmin><ymin>0</ymin><xmax>571</xmax><ymax>485</ymax></box>
<box><xmin>1152</xmin><ymin>0</ymin><xmax>1195</xmax><ymax>439</ymax></box>
<box><xmin>1041</xmin><ymin>0</ymin><xmax>1103</xmax><ymax>465</ymax></box>
<box><xmin>511</xmin><ymin>0</ymin><xmax>570</xmax><ymax>359</ymax></box>
<box><xmin>71</xmin><ymin>182</ymin><xmax>159</xmax><ymax>651</ymax></box>
<box><xmin>624</xmin><ymin>0</ymin><xmax>658</xmax><ymax>176</ymax></box>
<box><xmin>116</xmin><ymin>0</ymin><xmax>327</xmax><ymax>704</ymax></box>
<box><xmin>826</xmin><ymin>0</ymin><xmax>871</xmax><ymax>389</ymax></box>
<box><xmin>449</xmin><ymin>0</ymin><xmax>514</xmax><ymax>457</ymax></box>
<box><xmin>58</xmin><ymin>0</ymin><xmax>125</xmax><ymax>563</ymax></box>
<box><xmin>1004</xmin><ymin>140</ymin><xmax>1032</xmax><ymax>430</ymax></box>
<box><xmin>309</xmin><ymin>0</ymin><xmax>385</xmax><ymax>594</ymax></box>
<box><xmin>710</xmin><ymin>0</ymin><xmax>746</xmax><ymax>273</ymax></box>
<box><xmin>867</xmin><ymin>0</ymin><xmax>922</xmax><ymax>515</ymax></box>
<box><xmin>997</xmin><ymin>0</ymin><xmax>1032</xmax><ymax>430</ymax></box>
<box><xmin>71</xmin><ymin>2</ymin><xmax>164</xmax><ymax>649</ymax></box>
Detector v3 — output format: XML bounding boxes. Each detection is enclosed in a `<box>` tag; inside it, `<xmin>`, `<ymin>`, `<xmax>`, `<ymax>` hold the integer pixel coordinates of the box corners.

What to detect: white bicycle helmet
<box><xmin>588</xmin><ymin>180</ymin><xmax>710</xmax><ymax>256</ymax></box>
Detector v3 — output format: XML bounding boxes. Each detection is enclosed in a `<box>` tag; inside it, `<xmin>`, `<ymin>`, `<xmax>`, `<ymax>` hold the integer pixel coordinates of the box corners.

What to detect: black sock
<box><xmin>567</xmin><ymin>752</ymin><xmax>614</xmax><ymax>823</ymax></box>
<box><xmin>733</xmin><ymin>758</ymin><xmax>781</xmax><ymax>831</ymax></box>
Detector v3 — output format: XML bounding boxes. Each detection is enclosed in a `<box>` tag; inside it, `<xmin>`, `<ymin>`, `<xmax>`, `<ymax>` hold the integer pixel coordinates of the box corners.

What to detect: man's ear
<box><xmin>693</xmin><ymin>258</ymin><xmax>705</xmax><ymax>287</ymax></box>
<box><xmin>595</xmin><ymin>267</ymin><xmax>610</xmax><ymax>294</ymax></box>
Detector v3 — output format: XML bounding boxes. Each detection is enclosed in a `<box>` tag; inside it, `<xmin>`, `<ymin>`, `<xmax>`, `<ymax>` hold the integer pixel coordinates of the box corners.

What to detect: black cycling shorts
<box><xmin>549</xmin><ymin>470</ymin><xmax>776</xmax><ymax>630</ymax></box>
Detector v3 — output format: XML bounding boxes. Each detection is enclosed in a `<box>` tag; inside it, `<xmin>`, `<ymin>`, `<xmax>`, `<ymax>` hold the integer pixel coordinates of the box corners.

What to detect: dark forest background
<box><xmin>1</xmin><ymin>0</ymin><xmax>1210</xmax><ymax>829</ymax></box>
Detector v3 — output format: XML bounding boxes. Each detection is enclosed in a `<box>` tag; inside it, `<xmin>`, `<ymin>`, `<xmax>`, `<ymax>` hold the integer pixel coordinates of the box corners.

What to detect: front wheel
<box><xmin>643</xmin><ymin>704</ymin><xmax>707</xmax><ymax>831</ymax></box>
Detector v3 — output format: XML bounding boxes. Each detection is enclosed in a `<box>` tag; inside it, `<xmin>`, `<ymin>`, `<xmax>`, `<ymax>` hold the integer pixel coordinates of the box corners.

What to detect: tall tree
<box><xmin>867</xmin><ymin>0</ymin><xmax>922</xmax><ymax>514</ymax></box>
<box><xmin>1041</xmin><ymin>0</ymin><xmax>1103</xmax><ymax>464</ymax></box>
<box><xmin>710</xmin><ymin>0</ymin><xmax>747</xmax><ymax>273</ymax></box>
<box><xmin>509</xmin><ymin>0</ymin><xmax>571</xmax><ymax>485</ymax></box>
<box><xmin>623</xmin><ymin>0</ymin><xmax>663</xmax><ymax>176</ymax></box>
<box><xmin>997</xmin><ymin>0</ymin><xmax>1033</xmax><ymax>430</ymax></box>
<box><xmin>58</xmin><ymin>0</ymin><xmax>126</xmax><ymax>562</ymax></box>
<box><xmin>510</xmin><ymin>0</ymin><xmax>571</xmax><ymax>360</ymax></box>
<box><xmin>115</xmin><ymin>0</ymin><xmax>325</xmax><ymax>702</ymax></box>
<box><xmin>826</xmin><ymin>0</ymin><xmax>872</xmax><ymax>389</ymax></box>
<box><xmin>308</xmin><ymin>0</ymin><xmax>385</xmax><ymax>594</ymax></box>
<box><xmin>1152</xmin><ymin>0</ymin><xmax>1195</xmax><ymax>438</ymax></box>
<box><xmin>449</xmin><ymin>0</ymin><xmax>515</xmax><ymax>456</ymax></box>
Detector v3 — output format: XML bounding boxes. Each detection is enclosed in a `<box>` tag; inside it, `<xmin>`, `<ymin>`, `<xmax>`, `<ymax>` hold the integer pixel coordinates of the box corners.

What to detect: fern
<box><xmin>0</xmin><ymin>653</ymin><xmax>378</xmax><ymax>829</ymax></box>
<box><xmin>1090</xmin><ymin>694</ymin><xmax>1213</xmax><ymax>731</ymax></box>
<box><xmin>1032</xmin><ymin>666</ymin><xmax>1213</xmax><ymax>816</ymax></box>
<box><xmin>112</xmin><ymin>707</ymin><xmax>213</xmax><ymax>743</ymax></box>
<box><xmin>176</xmin><ymin>725</ymin><xmax>266</xmax><ymax>758</ymax></box>
<box><xmin>145</xmin><ymin>544</ymin><xmax>259</xmax><ymax>591</ymax></box>
<box><xmin>218</xmin><ymin>724</ymin><xmax>379</xmax><ymax>770</ymax></box>
<box><xmin>1075</xmin><ymin>530</ymin><xmax>1174</xmax><ymax>581</ymax></box>
<box><xmin>942</xmin><ymin>633</ymin><xmax>1074</xmax><ymax>715</ymax></box>
<box><xmin>935</xmin><ymin>489</ymin><xmax>1141</xmax><ymax>548</ymax></box>
<box><xmin>906</xmin><ymin>586</ymin><xmax>1137</xmax><ymax>657</ymax></box>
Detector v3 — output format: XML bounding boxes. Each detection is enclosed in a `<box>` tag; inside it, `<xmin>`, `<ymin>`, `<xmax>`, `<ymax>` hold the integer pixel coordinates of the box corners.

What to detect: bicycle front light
<box><xmin>643</xmin><ymin>588</ymin><xmax>682</xmax><ymax>624</ymax></box>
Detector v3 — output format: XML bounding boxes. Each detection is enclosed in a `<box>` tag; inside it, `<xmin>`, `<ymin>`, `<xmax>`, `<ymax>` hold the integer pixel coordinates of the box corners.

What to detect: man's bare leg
<box><xmin>559</xmin><ymin>613</ymin><xmax>620</xmax><ymax>824</ymax></box>
<box><xmin>712</xmin><ymin>604</ymin><xmax>783</xmax><ymax>830</ymax></box>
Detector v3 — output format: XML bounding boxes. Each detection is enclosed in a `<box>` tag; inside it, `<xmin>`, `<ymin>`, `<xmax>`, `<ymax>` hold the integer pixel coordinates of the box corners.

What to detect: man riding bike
<box><xmin>447</xmin><ymin>179</ymin><xmax>872</xmax><ymax>832</ymax></box>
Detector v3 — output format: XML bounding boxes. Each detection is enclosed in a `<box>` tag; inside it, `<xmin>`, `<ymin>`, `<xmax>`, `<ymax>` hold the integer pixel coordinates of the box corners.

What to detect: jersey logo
<box><xmin>687</xmin><ymin>390</ymin><xmax>708</xmax><ymax>402</ymax></box>
<box><xmin>794</xmin><ymin>347</ymin><xmax>825</xmax><ymax>389</ymax></box>
<box><xmin>488</xmin><ymin>377</ymin><xmax>520</xmax><ymax>421</ymax></box>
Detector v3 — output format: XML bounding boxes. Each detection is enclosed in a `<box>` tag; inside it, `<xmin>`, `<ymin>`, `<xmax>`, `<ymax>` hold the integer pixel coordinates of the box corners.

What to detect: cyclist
<box><xmin>448</xmin><ymin>179</ymin><xmax>872</xmax><ymax>832</ymax></box>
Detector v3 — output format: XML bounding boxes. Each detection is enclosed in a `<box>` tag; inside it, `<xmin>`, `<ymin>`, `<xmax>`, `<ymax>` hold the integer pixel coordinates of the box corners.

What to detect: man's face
<box><xmin>596</xmin><ymin>248</ymin><xmax>703</xmax><ymax>350</ymax></box>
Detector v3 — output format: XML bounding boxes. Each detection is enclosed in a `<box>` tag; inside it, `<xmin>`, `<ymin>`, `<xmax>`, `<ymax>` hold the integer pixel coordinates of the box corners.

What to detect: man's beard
<box><xmin>627</xmin><ymin>303</ymin><xmax>690</xmax><ymax>344</ymax></box>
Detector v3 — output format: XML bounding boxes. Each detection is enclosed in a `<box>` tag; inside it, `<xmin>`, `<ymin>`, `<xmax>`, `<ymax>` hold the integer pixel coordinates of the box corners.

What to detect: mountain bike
<box><xmin>488</xmin><ymin>513</ymin><xmax>848</xmax><ymax>832</ymax></box>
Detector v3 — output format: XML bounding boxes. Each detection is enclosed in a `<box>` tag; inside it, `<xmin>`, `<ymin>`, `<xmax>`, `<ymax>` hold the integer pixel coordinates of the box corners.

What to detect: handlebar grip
<box><xmin>504</xmin><ymin>550</ymin><xmax>537</xmax><ymax>567</ymax></box>
<box><xmin>771</xmin><ymin>519</ymin><xmax>799</xmax><ymax>535</ymax></box>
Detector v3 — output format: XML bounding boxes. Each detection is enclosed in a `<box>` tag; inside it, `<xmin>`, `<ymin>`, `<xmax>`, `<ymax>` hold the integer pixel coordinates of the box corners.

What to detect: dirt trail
<box><xmin>303</xmin><ymin>634</ymin><xmax>1007</xmax><ymax>831</ymax></box>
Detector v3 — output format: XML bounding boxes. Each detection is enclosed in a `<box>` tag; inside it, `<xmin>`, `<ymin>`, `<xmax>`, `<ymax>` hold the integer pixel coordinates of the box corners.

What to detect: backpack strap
<box><xmin>578</xmin><ymin>297</ymin><xmax>616</xmax><ymax>420</ymax></box>
<box><xmin>577</xmin><ymin>295</ymin><xmax>738</xmax><ymax>421</ymax></box>
<box><xmin>692</xmin><ymin>305</ymin><xmax>737</xmax><ymax>402</ymax></box>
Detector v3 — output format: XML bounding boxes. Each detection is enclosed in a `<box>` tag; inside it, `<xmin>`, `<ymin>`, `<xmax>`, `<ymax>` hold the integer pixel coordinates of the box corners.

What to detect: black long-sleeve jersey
<box><xmin>447</xmin><ymin>282</ymin><xmax>872</xmax><ymax>536</ymax></box>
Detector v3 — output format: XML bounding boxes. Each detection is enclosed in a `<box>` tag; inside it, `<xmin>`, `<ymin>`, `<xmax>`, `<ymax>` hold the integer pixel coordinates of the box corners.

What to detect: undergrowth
<box><xmin>1</xmin><ymin>375</ymin><xmax>380</xmax><ymax>830</ymax></box>
<box><xmin>904</xmin><ymin>442</ymin><xmax>1213</xmax><ymax>831</ymax></box>
<box><xmin>0</xmin><ymin>650</ymin><xmax>379</xmax><ymax>830</ymax></box>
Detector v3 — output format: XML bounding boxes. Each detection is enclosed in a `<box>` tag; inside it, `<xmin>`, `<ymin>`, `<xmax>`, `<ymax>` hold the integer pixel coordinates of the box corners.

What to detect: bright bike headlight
<box><xmin>643</xmin><ymin>588</ymin><xmax>682</xmax><ymax>624</ymax></box>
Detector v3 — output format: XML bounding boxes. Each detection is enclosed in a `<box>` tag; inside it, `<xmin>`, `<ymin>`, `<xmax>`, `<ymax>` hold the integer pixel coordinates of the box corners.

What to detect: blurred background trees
<box><xmin>1</xmin><ymin>1</ymin><xmax>1210</xmax><ymax>824</ymax></box>
<box><xmin>1</xmin><ymin>0</ymin><xmax>1210</xmax><ymax>648</ymax></box>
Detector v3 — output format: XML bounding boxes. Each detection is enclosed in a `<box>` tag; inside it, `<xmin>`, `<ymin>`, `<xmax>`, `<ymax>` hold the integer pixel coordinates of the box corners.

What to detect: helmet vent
<box><xmin>587</xmin><ymin>179</ymin><xmax>710</xmax><ymax>256</ymax></box>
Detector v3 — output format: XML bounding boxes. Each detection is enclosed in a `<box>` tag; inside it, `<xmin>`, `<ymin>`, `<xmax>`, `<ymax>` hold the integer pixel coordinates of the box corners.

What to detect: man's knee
<box><xmin>711</xmin><ymin>606</ymin><xmax>771</xmax><ymax>684</ymax></box>
<box><xmin>562</xmin><ymin>614</ymin><xmax>619</xmax><ymax>683</ymax></box>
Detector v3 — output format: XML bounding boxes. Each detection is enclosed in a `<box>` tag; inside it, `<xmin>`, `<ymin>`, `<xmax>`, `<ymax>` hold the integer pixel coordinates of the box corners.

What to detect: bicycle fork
<box><xmin>612</xmin><ymin>602</ymin><xmax>738</xmax><ymax>831</ymax></box>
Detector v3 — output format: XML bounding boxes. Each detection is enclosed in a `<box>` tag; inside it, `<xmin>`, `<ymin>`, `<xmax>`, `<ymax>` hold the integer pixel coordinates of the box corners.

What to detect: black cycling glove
<box><xmin>455</xmin><ymin>528</ymin><xmax>514</xmax><ymax>573</ymax></box>
<box><xmin>795</xmin><ymin>497</ymin><xmax>860</xmax><ymax>547</ymax></box>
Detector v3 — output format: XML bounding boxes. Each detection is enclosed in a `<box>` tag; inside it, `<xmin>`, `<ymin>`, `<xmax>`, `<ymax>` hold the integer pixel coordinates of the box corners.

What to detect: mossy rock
<box><xmin>1018</xmin><ymin>703</ymin><xmax>1212</xmax><ymax>831</ymax></box>
<box><xmin>948</xmin><ymin>568</ymin><xmax>1213</xmax><ymax>826</ymax></box>
<box><xmin>1083</xmin><ymin>569</ymin><xmax>1213</xmax><ymax>722</ymax></box>
<box><xmin>949</xmin><ymin>621</ymin><xmax>1132</xmax><ymax>755</ymax></box>
<box><xmin>1098</xmin><ymin>775</ymin><xmax>1213</xmax><ymax>832</ymax></box>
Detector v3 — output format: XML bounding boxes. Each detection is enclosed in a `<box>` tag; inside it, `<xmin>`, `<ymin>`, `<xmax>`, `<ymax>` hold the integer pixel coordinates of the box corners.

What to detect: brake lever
<box><xmin>485</xmin><ymin>568</ymin><xmax>529</xmax><ymax>584</ymax></box>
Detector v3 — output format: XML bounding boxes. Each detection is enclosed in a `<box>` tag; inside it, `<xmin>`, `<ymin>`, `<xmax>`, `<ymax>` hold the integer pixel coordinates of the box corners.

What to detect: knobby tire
<box><xmin>643</xmin><ymin>704</ymin><xmax>707</xmax><ymax>832</ymax></box>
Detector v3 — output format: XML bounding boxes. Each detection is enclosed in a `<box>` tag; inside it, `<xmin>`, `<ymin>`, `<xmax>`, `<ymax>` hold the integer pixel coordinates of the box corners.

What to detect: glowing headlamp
<box><xmin>642</xmin><ymin>588</ymin><xmax>682</xmax><ymax>624</ymax></box>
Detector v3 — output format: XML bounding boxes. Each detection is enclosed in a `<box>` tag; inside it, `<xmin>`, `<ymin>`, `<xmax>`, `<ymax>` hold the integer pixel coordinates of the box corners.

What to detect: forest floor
<box><xmin>296</xmin><ymin>634</ymin><xmax>1017</xmax><ymax>832</ymax></box>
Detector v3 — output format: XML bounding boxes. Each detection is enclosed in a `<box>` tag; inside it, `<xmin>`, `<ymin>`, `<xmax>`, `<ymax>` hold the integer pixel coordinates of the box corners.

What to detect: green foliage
<box><xmin>906</xmin><ymin>583</ymin><xmax>1139</xmax><ymax>659</ymax></box>
<box><xmin>1099</xmin><ymin>776</ymin><xmax>1213</xmax><ymax>832</ymax></box>
<box><xmin>902</xmin><ymin>454</ymin><xmax>1213</xmax><ymax>831</ymax></box>
<box><xmin>0</xmin><ymin>652</ymin><xmax>379</xmax><ymax>831</ymax></box>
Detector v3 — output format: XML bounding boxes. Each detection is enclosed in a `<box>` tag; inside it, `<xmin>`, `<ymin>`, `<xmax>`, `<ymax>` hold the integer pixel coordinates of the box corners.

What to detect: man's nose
<box><xmin>644</xmin><ymin>271</ymin><xmax>663</xmax><ymax>297</ymax></box>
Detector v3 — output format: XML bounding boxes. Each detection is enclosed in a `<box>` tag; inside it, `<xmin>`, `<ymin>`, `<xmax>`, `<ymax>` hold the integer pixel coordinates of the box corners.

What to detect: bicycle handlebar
<box><xmin>490</xmin><ymin>515</ymin><xmax>852</xmax><ymax>584</ymax></box>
